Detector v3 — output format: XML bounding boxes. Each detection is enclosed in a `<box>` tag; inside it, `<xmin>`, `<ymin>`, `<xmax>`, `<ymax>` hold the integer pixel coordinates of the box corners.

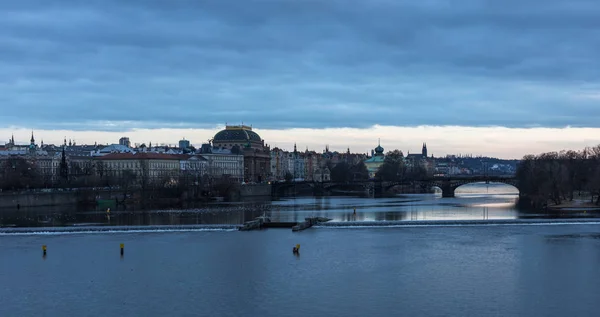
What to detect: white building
<box><xmin>199</xmin><ymin>148</ymin><xmax>244</xmax><ymax>183</ymax></box>
<box><xmin>179</xmin><ymin>155</ymin><xmax>208</xmax><ymax>177</ymax></box>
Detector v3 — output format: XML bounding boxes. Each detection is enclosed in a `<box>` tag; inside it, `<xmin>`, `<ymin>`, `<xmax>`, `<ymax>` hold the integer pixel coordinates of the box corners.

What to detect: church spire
<box><xmin>30</xmin><ymin>131</ymin><xmax>35</xmax><ymax>144</ymax></box>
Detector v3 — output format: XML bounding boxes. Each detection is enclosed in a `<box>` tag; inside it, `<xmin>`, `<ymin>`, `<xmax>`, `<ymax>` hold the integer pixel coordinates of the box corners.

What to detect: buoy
<box><xmin>42</xmin><ymin>245</ymin><xmax>47</xmax><ymax>256</ymax></box>
<box><xmin>293</xmin><ymin>244</ymin><xmax>300</xmax><ymax>253</ymax></box>
<box><xmin>120</xmin><ymin>243</ymin><xmax>124</xmax><ymax>256</ymax></box>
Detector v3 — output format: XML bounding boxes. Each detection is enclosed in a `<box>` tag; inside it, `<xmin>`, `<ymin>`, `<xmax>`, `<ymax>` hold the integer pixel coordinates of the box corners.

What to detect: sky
<box><xmin>2</xmin><ymin>0</ymin><xmax>600</xmax><ymax>158</ymax></box>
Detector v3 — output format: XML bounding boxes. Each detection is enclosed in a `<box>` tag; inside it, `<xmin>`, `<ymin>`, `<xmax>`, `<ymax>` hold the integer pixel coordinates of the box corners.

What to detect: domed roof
<box><xmin>375</xmin><ymin>145</ymin><xmax>384</xmax><ymax>154</ymax></box>
<box><xmin>213</xmin><ymin>126</ymin><xmax>262</xmax><ymax>143</ymax></box>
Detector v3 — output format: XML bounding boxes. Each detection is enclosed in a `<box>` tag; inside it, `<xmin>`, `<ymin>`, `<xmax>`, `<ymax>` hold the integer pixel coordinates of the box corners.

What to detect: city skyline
<box><xmin>2</xmin><ymin>125</ymin><xmax>598</xmax><ymax>159</ymax></box>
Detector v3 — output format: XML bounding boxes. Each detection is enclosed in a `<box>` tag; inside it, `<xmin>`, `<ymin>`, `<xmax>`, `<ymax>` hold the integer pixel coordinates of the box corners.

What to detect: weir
<box><xmin>239</xmin><ymin>216</ymin><xmax>331</xmax><ymax>231</ymax></box>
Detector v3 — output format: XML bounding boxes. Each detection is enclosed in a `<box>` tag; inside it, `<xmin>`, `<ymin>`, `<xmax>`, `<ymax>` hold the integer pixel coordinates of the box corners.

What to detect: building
<box><xmin>406</xmin><ymin>142</ymin><xmax>434</xmax><ymax>175</ymax></box>
<box><xmin>96</xmin><ymin>153</ymin><xmax>180</xmax><ymax>182</ymax></box>
<box><xmin>197</xmin><ymin>144</ymin><xmax>244</xmax><ymax>183</ymax></box>
<box><xmin>0</xmin><ymin>133</ymin><xmax>66</xmax><ymax>185</ymax></box>
<box><xmin>303</xmin><ymin>150</ymin><xmax>320</xmax><ymax>182</ymax></box>
<box><xmin>270</xmin><ymin>147</ymin><xmax>286</xmax><ymax>181</ymax></box>
<box><xmin>178</xmin><ymin>154</ymin><xmax>207</xmax><ymax>176</ymax></box>
<box><xmin>211</xmin><ymin>125</ymin><xmax>270</xmax><ymax>183</ymax></box>
<box><xmin>364</xmin><ymin>141</ymin><xmax>386</xmax><ymax>179</ymax></box>
<box><xmin>93</xmin><ymin>144</ymin><xmax>134</xmax><ymax>156</ymax></box>
<box><xmin>406</xmin><ymin>143</ymin><xmax>428</xmax><ymax>161</ymax></box>
<box><xmin>179</xmin><ymin>139</ymin><xmax>191</xmax><ymax>150</ymax></box>
<box><xmin>119</xmin><ymin>137</ymin><xmax>131</xmax><ymax>148</ymax></box>
<box><xmin>313</xmin><ymin>166</ymin><xmax>331</xmax><ymax>182</ymax></box>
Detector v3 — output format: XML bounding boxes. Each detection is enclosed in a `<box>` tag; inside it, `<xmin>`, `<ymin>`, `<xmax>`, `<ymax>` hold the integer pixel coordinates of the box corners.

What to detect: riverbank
<box><xmin>0</xmin><ymin>184</ymin><xmax>272</xmax><ymax>210</ymax></box>
<box><xmin>546</xmin><ymin>194</ymin><xmax>600</xmax><ymax>212</ymax></box>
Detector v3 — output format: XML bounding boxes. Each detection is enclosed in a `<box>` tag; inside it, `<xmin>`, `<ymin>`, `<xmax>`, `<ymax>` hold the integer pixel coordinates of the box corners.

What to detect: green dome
<box><xmin>213</xmin><ymin>127</ymin><xmax>262</xmax><ymax>143</ymax></box>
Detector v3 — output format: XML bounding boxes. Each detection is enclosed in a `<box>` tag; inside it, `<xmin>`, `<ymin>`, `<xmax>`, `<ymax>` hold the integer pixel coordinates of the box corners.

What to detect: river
<box><xmin>3</xmin><ymin>183</ymin><xmax>585</xmax><ymax>228</ymax></box>
<box><xmin>2</xmin><ymin>183</ymin><xmax>600</xmax><ymax>316</ymax></box>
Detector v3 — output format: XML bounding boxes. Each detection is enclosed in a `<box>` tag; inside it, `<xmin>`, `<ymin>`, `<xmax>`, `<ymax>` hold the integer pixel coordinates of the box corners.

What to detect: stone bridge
<box><xmin>271</xmin><ymin>175</ymin><xmax>518</xmax><ymax>198</ymax></box>
<box><xmin>384</xmin><ymin>175</ymin><xmax>519</xmax><ymax>198</ymax></box>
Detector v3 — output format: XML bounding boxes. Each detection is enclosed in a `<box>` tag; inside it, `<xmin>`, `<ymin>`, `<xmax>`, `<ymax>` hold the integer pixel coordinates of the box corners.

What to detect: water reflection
<box><xmin>268</xmin><ymin>183</ymin><xmax>520</xmax><ymax>222</ymax></box>
<box><xmin>1</xmin><ymin>183</ymin><xmax>597</xmax><ymax>228</ymax></box>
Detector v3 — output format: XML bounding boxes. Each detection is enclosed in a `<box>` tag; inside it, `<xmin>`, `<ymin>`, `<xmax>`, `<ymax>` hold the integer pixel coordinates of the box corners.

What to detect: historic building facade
<box><xmin>364</xmin><ymin>142</ymin><xmax>386</xmax><ymax>179</ymax></box>
<box><xmin>211</xmin><ymin>125</ymin><xmax>270</xmax><ymax>183</ymax></box>
<box><xmin>198</xmin><ymin>147</ymin><xmax>244</xmax><ymax>183</ymax></box>
<box><xmin>406</xmin><ymin>143</ymin><xmax>435</xmax><ymax>175</ymax></box>
<box><xmin>96</xmin><ymin>153</ymin><xmax>181</xmax><ymax>181</ymax></box>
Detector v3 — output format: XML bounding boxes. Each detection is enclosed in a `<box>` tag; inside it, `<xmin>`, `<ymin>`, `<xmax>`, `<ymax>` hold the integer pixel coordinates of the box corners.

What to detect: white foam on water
<box><xmin>313</xmin><ymin>220</ymin><xmax>600</xmax><ymax>229</ymax></box>
<box><xmin>0</xmin><ymin>226</ymin><xmax>239</xmax><ymax>236</ymax></box>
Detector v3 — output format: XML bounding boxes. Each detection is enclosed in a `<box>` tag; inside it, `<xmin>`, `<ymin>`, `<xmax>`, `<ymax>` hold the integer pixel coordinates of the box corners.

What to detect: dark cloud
<box><xmin>1</xmin><ymin>0</ymin><xmax>600</xmax><ymax>131</ymax></box>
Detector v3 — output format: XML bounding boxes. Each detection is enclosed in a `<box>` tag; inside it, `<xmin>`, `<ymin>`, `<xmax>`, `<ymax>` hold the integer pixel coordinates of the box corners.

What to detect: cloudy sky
<box><xmin>2</xmin><ymin>0</ymin><xmax>600</xmax><ymax>157</ymax></box>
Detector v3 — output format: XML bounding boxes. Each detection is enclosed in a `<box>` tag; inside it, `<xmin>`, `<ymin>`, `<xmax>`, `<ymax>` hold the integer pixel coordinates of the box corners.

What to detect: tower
<box><xmin>60</xmin><ymin>145</ymin><xmax>68</xmax><ymax>180</ymax></box>
<box><xmin>422</xmin><ymin>143</ymin><xmax>428</xmax><ymax>158</ymax></box>
<box><xmin>29</xmin><ymin>131</ymin><xmax>36</xmax><ymax>154</ymax></box>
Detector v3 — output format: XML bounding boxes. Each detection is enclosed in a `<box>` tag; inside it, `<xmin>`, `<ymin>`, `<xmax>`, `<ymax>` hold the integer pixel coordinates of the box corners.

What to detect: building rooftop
<box><xmin>97</xmin><ymin>153</ymin><xmax>182</xmax><ymax>160</ymax></box>
<box><xmin>213</xmin><ymin>125</ymin><xmax>262</xmax><ymax>143</ymax></box>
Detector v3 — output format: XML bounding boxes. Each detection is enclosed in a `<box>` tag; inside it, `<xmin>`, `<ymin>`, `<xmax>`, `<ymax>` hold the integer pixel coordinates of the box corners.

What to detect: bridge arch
<box><xmin>270</xmin><ymin>177</ymin><xmax>518</xmax><ymax>198</ymax></box>
<box><xmin>454</xmin><ymin>181</ymin><xmax>520</xmax><ymax>196</ymax></box>
<box><xmin>445</xmin><ymin>179</ymin><xmax>520</xmax><ymax>198</ymax></box>
<box><xmin>389</xmin><ymin>177</ymin><xmax>519</xmax><ymax>198</ymax></box>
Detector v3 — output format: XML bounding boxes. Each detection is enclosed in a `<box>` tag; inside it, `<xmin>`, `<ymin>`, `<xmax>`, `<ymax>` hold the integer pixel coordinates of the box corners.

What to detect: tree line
<box><xmin>375</xmin><ymin>150</ymin><xmax>431</xmax><ymax>181</ymax></box>
<box><xmin>0</xmin><ymin>157</ymin><xmax>207</xmax><ymax>193</ymax></box>
<box><xmin>516</xmin><ymin>145</ymin><xmax>600</xmax><ymax>208</ymax></box>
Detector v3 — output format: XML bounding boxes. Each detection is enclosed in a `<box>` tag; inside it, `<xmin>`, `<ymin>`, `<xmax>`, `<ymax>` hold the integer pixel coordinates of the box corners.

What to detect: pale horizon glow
<box><xmin>3</xmin><ymin>125</ymin><xmax>599</xmax><ymax>159</ymax></box>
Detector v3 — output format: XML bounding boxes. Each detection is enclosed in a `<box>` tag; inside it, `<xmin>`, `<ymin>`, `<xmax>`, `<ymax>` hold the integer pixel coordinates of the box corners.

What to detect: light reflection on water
<box><xmin>269</xmin><ymin>183</ymin><xmax>519</xmax><ymax>222</ymax></box>
<box><xmin>2</xmin><ymin>183</ymin><xmax>594</xmax><ymax>228</ymax></box>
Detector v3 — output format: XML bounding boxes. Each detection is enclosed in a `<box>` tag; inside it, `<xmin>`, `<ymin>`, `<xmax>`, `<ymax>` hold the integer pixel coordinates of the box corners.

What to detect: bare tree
<box><xmin>0</xmin><ymin>157</ymin><xmax>40</xmax><ymax>190</ymax></box>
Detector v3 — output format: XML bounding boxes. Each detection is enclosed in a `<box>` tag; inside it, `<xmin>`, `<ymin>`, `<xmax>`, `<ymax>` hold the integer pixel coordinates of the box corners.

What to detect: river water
<box><xmin>3</xmin><ymin>183</ymin><xmax>586</xmax><ymax>228</ymax></box>
<box><xmin>2</xmin><ymin>183</ymin><xmax>600</xmax><ymax>316</ymax></box>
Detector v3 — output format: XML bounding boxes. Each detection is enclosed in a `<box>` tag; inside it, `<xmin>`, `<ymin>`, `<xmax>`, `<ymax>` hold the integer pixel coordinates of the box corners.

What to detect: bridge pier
<box><xmin>373</xmin><ymin>181</ymin><xmax>383</xmax><ymax>198</ymax></box>
<box><xmin>440</xmin><ymin>180</ymin><xmax>455</xmax><ymax>198</ymax></box>
<box><xmin>441</xmin><ymin>188</ymin><xmax>455</xmax><ymax>198</ymax></box>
